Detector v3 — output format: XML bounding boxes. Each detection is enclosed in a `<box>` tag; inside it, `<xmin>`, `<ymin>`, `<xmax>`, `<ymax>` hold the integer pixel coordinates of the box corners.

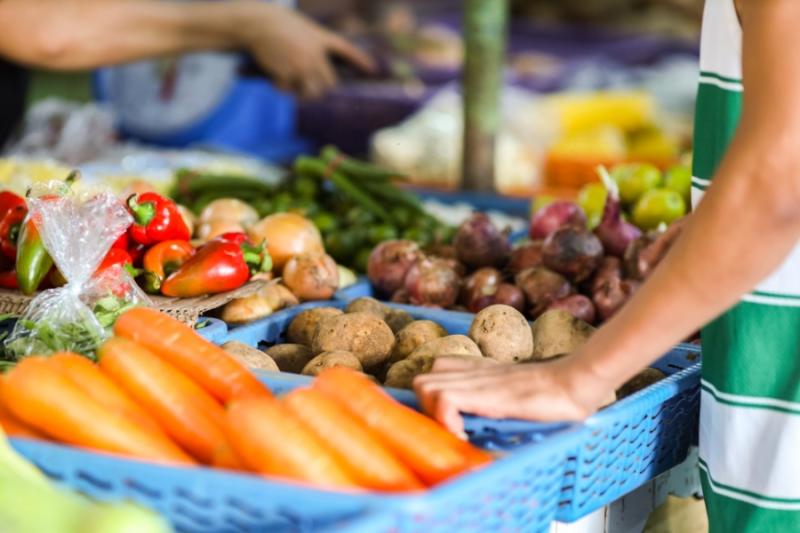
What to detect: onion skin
<box><xmin>494</xmin><ymin>283</ymin><xmax>525</xmax><ymax>313</ymax></box>
<box><xmin>366</xmin><ymin>240</ymin><xmax>422</xmax><ymax>296</ymax></box>
<box><xmin>453</xmin><ymin>213</ymin><xmax>511</xmax><ymax>269</ymax></box>
<box><xmin>529</xmin><ymin>201</ymin><xmax>586</xmax><ymax>240</ymax></box>
<box><xmin>461</xmin><ymin>267</ymin><xmax>503</xmax><ymax>309</ymax></box>
<box><xmin>282</xmin><ymin>253</ymin><xmax>339</xmax><ymax>301</ymax></box>
<box><xmin>547</xmin><ymin>294</ymin><xmax>597</xmax><ymax>324</ymax></box>
<box><xmin>508</xmin><ymin>240</ymin><xmax>544</xmax><ymax>275</ymax></box>
<box><xmin>591</xmin><ymin>256</ymin><xmax>623</xmax><ymax>295</ymax></box>
<box><xmin>542</xmin><ymin>227</ymin><xmax>604</xmax><ymax>283</ymax></box>
<box><xmin>593</xmin><ymin>277</ymin><xmax>641</xmax><ymax>321</ymax></box>
<box><xmin>404</xmin><ymin>258</ymin><xmax>461</xmax><ymax>308</ymax></box>
<box><xmin>515</xmin><ymin>266</ymin><xmax>574</xmax><ymax>318</ymax></box>
<box><xmin>623</xmin><ymin>217</ymin><xmax>686</xmax><ymax>280</ymax></box>
<box><xmin>594</xmin><ymin>189</ymin><xmax>641</xmax><ymax>257</ymax></box>
<box><xmin>248</xmin><ymin>213</ymin><xmax>324</xmax><ymax>271</ymax></box>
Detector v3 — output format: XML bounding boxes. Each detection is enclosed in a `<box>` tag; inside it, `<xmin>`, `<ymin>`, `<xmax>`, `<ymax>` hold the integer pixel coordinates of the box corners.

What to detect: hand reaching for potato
<box><xmin>412</xmin><ymin>355</ymin><xmax>615</xmax><ymax>437</ymax></box>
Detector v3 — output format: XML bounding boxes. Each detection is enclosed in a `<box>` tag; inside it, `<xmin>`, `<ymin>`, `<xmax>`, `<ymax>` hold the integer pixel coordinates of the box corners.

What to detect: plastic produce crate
<box><xmin>556</xmin><ymin>344</ymin><xmax>702</xmax><ymax>521</ymax></box>
<box><xmin>10</xmin><ymin>370</ymin><xmax>584</xmax><ymax>533</ymax></box>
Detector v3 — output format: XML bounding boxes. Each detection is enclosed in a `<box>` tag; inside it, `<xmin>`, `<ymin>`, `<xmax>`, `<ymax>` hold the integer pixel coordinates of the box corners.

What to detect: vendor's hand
<box><xmin>241</xmin><ymin>3</ymin><xmax>374</xmax><ymax>99</ymax></box>
<box><xmin>413</xmin><ymin>355</ymin><xmax>614</xmax><ymax>437</ymax></box>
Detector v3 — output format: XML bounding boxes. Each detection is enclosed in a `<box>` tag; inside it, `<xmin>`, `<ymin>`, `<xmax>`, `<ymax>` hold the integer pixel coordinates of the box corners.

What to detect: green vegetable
<box><xmin>632</xmin><ymin>188</ymin><xmax>687</xmax><ymax>230</ymax></box>
<box><xmin>311</xmin><ymin>212</ymin><xmax>337</xmax><ymax>234</ymax></box>
<box><xmin>354</xmin><ymin>248</ymin><xmax>372</xmax><ymax>273</ymax></box>
<box><xmin>367</xmin><ymin>225</ymin><xmax>399</xmax><ymax>245</ymax></box>
<box><xmin>320</xmin><ymin>145</ymin><xmax>406</xmax><ymax>182</ymax></box>
<box><xmin>611</xmin><ymin>163</ymin><xmax>662</xmax><ymax>206</ymax></box>
<box><xmin>4</xmin><ymin>316</ymin><xmax>107</xmax><ymax>360</ymax></box>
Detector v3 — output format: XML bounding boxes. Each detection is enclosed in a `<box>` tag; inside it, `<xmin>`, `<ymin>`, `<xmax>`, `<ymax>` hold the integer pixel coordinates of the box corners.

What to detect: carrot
<box><xmin>1</xmin><ymin>357</ymin><xmax>194</xmax><ymax>465</ymax></box>
<box><xmin>114</xmin><ymin>307</ymin><xmax>270</xmax><ymax>403</ymax></box>
<box><xmin>313</xmin><ymin>368</ymin><xmax>492</xmax><ymax>485</ymax></box>
<box><xmin>284</xmin><ymin>388</ymin><xmax>424</xmax><ymax>492</ymax></box>
<box><xmin>0</xmin><ymin>383</ymin><xmax>45</xmax><ymax>440</ymax></box>
<box><xmin>226</xmin><ymin>396</ymin><xmax>357</xmax><ymax>488</ymax></box>
<box><xmin>47</xmin><ymin>352</ymin><xmax>163</xmax><ymax>436</ymax></box>
<box><xmin>98</xmin><ymin>337</ymin><xmax>241</xmax><ymax>469</ymax></box>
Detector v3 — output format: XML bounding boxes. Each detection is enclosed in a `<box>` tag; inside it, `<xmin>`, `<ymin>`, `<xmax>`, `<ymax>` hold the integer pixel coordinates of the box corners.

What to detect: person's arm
<box><xmin>414</xmin><ymin>0</ymin><xmax>800</xmax><ymax>435</ymax></box>
<box><xmin>0</xmin><ymin>0</ymin><xmax>373</xmax><ymax>98</ymax></box>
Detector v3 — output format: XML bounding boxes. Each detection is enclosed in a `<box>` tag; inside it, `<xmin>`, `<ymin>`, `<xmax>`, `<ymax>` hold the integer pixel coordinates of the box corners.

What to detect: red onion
<box><xmin>367</xmin><ymin>239</ymin><xmax>422</xmax><ymax>295</ymax></box>
<box><xmin>529</xmin><ymin>201</ymin><xmax>586</xmax><ymax>240</ymax></box>
<box><xmin>593</xmin><ymin>277</ymin><xmax>641</xmax><ymax>321</ymax></box>
<box><xmin>461</xmin><ymin>267</ymin><xmax>502</xmax><ymax>305</ymax></box>
<box><xmin>591</xmin><ymin>256</ymin><xmax>623</xmax><ymax>295</ymax></box>
<box><xmin>453</xmin><ymin>213</ymin><xmax>511</xmax><ymax>269</ymax></box>
<box><xmin>594</xmin><ymin>166</ymin><xmax>642</xmax><ymax>257</ymax></box>
<box><xmin>547</xmin><ymin>294</ymin><xmax>597</xmax><ymax>324</ymax></box>
<box><xmin>494</xmin><ymin>283</ymin><xmax>525</xmax><ymax>313</ymax></box>
<box><xmin>542</xmin><ymin>226</ymin><xmax>604</xmax><ymax>283</ymax></box>
<box><xmin>515</xmin><ymin>266</ymin><xmax>573</xmax><ymax>318</ymax></box>
<box><xmin>404</xmin><ymin>257</ymin><xmax>461</xmax><ymax>308</ymax></box>
<box><xmin>508</xmin><ymin>240</ymin><xmax>544</xmax><ymax>275</ymax></box>
<box><xmin>623</xmin><ymin>217</ymin><xmax>686</xmax><ymax>280</ymax></box>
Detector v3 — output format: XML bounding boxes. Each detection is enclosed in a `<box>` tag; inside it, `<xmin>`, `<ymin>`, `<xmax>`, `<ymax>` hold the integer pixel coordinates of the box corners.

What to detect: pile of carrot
<box><xmin>0</xmin><ymin>307</ymin><xmax>491</xmax><ymax>492</ymax></box>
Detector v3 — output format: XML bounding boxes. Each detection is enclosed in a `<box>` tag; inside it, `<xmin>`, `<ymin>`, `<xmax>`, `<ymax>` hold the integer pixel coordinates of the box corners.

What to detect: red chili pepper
<box><xmin>140</xmin><ymin>240</ymin><xmax>194</xmax><ymax>293</ymax></box>
<box><xmin>160</xmin><ymin>239</ymin><xmax>269</xmax><ymax>298</ymax></box>
<box><xmin>127</xmin><ymin>193</ymin><xmax>190</xmax><ymax>246</ymax></box>
<box><xmin>0</xmin><ymin>270</ymin><xmax>18</xmax><ymax>289</ymax></box>
<box><xmin>97</xmin><ymin>248</ymin><xmax>133</xmax><ymax>274</ymax></box>
<box><xmin>0</xmin><ymin>205</ymin><xmax>27</xmax><ymax>261</ymax></box>
<box><xmin>111</xmin><ymin>232</ymin><xmax>129</xmax><ymax>251</ymax></box>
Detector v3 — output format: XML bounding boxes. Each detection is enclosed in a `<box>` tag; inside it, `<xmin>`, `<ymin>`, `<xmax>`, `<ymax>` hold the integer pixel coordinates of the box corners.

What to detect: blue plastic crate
<box><xmin>332</xmin><ymin>277</ymin><xmax>373</xmax><ymax>304</ymax></box>
<box><xmin>10</xmin><ymin>371</ymin><xmax>583</xmax><ymax>533</ymax></box>
<box><xmin>556</xmin><ymin>344</ymin><xmax>701</xmax><ymax>522</ymax></box>
<box><xmin>413</xmin><ymin>188</ymin><xmax>531</xmax><ymax>220</ymax></box>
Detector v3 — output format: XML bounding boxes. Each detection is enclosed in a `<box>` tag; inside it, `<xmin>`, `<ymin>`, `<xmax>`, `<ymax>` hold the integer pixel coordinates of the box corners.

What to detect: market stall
<box><xmin>0</xmin><ymin>1</ymin><xmax>707</xmax><ymax>532</ymax></box>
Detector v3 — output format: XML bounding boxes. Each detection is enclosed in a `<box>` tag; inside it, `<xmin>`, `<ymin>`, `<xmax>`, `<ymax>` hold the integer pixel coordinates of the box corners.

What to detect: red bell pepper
<box><xmin>127</xmin><ymin>192</ymin><xmax>191</xmax><ymax>246</ymax></box>
<box><xmin>111</xmin><ymin>232</ymin><xmax>129</xmax><ymax>251</ymax></box>
<box><xmin>0</xmin><ymin>205</ymin><xmax>27</xmax><ymax>261</ymax></box>
<box><xmin>0</xmin><ymin>270</ymin><xmax>18</xmax><ymax>289</ymax></box>
<box><xmin>160</xmin><ymin>238</ymin><xmax>270</xmax><ymax>298</ymax></box>
<box><xmin>0</xmin><ymin>191</ymin><xmax>26</xmax><ymax>215</ymax></box>
<box><xmin>140</xmin><ymin>240</ymin><xmax>194</xmax><ymax>293</ymax></box>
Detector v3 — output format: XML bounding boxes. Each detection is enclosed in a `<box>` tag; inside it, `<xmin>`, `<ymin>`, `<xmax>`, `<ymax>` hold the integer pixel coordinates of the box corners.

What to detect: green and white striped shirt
<box><xmin>695</xmin><ymin>0</ymin><xmax>800</xmax><ymax>530</ymax></box>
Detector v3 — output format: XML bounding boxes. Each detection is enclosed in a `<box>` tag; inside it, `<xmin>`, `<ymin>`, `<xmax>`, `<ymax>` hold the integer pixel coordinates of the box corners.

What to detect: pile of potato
<box><xmin>223</xmin><ymin>298</ymin><xmax>666</xmax><ymax>401</ymax></box>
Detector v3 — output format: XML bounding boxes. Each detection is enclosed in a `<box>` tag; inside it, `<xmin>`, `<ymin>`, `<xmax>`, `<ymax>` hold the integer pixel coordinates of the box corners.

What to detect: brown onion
<box><xmin>282</xmin><ymin>253</ymin><xmax>339</xmax><ymax>301</ymax></box>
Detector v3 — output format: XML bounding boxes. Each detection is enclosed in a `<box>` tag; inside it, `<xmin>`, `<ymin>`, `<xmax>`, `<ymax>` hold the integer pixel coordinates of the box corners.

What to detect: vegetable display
<box><xmin>171</xmin><ymin>147</ymin><xmax>456</xmax><ymax>273</ymax></box>
<box><xmin>368</xmin><ymin>192</ymin><xmax>685</xmax><ymax>324</ymax></box>
<box><xmin>0</xmin><ymin>307</ymin><xmax>491</xmax><ymax>493</ymax></box>
<box><xmin>253</xmin><ymin>298</ymin><xmax>670</xmax><ymax>402</ymax></box>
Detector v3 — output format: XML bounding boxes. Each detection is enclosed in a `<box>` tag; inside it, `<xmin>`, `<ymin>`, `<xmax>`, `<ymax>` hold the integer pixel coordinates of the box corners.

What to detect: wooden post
<box><xmin>461</xmin><ymin>0</ymin><xmax>508</xmax><ymax>192</ymax></box>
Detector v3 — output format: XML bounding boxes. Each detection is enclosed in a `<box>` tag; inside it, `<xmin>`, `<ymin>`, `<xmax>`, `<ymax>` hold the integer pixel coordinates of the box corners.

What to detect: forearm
<box><xmin>0</xmin><ymin>0</ymin><xmax>262</xmax><ymax>70</ymax></box>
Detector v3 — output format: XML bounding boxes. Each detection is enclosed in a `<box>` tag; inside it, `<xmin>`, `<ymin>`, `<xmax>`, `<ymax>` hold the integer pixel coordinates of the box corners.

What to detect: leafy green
<box><xmin>4</xmin><ymin>318</ymin><xmax>105</xmax><ymax>361</ymax></box>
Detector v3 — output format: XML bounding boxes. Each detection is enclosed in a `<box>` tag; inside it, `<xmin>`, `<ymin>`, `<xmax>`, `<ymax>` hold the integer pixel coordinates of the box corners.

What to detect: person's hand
<box><xmin>413</xmin><ymin>355</ymin><xmax>615</xmax><ymax>437</ymax></box>
<box><xmin>240</xmin><ymin>3</ymin><xmax>374</xmax><ymax>99</ymax></box>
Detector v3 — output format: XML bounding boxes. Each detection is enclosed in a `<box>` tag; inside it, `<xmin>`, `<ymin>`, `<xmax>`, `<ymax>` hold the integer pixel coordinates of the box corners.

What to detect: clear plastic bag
<box><xmin>5</xmin><ymin>180</ymin><xmax>149</xmax><ymax>359</ymax></box>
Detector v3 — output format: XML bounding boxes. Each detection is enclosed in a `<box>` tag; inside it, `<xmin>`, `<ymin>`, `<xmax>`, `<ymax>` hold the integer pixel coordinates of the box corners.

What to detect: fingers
<box><xmin>429</xmin><ymin>356</ymin><xmax>499</xmax><ymax>373</ymax></box>
<box><xmin>324</xmin><ymin>32</ymin><xmax>376</xmax><ymax>73</ymax></box>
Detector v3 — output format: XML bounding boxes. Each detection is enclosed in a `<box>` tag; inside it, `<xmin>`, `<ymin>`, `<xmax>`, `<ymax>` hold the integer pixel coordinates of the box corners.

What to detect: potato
<box><xmin>385</xmin><ymin>355</ymin><xmax>495</xmax><ymax>389</ymax></box>
<box><xmin>345</xmin><ymin>297</ymin><xmax>388</xmax><ymax>318</ymax></box>
<box><xmin>264</xmin><ymin>344</ymin><xmax>314</xmax><ymax>373</ymax></box>
<box><xmin>312</xmin><ymin>312</ymin><xmax>396</xmax><ymax>369</ymax></box>
<box><xmin>390</xmin><ymin>320</ymin><xmax>448</xmax><ymax>364</ymax></box>
<box><xmin>469</xmin><ymin>304</ymin><xmax>534</xmax><ymax>363</ymax></box>
<box><xmin>222</xmin><ymin>341</ymin><xmax>279</xmax><ymax>372</ymax></box>
<box><xmin>384</xmin><ymin>309</ymin><xmax>415</xmax><ymax>334</ymax></box>
<box><xmin>408</xmin><ymin>335</ymin><xmax>482</xmax><ymax>359</ymax></box>
<box><xmin>302</xmin><ymin>351</ymin><xmax>363</xmax><ymax>377</ymax></box>
<box><xmin>221</xmin><ymin>294</ymin><xmax>274</xmax><ymax>325</ymax></box>
<box><xmin>286</xmin><ymin>307</ymin><xmax>344</xmax><ymax>346</ymax></box>
<box><xmin>617</xmin><ymin>368</ymin><xmax>666</xmax><ymax>399</ymax></box>
<box><xmin>531</xmin><ymin>309</ymin><xmax>595</xmax><ymax>360</ymax></box>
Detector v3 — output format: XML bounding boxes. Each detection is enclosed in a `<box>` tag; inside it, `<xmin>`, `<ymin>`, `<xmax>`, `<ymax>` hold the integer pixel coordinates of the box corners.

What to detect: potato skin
<box><xmin>223</xmin><ymin>341</ymin><xmax>279</xmax><ymax>372</ymax></box>
<box><xmin>345</xmin><ymin>297</ymin><xmax>388</xmax><ymax>318</ymax></box>
<box><xmin>311</xmin><ymin>312</ymin><xmax>396</xmax><ymax>369</ymax></box>
<box><xmin>530</xmin><ymin>309</ymin><xmax>595</xmax><ymax>360</ymax></box>
<box><xmin>390</xmin><ymin>320</ymin><xmax>448</xmax><ymax>364</ymax></box>
<box><xmin>286</xmin><ymin>307</ymin><xmax>344</xmax><ymax>346</ymax></box>
<box><xmin>302</xmin><ymin>351</ymin><xmax>363</xmax><ymax>377</ymax></box>
<box><xmin>469</xmin><ymin>304</ymin><xmax>534</xmax><ymax>363</ymax></box>
<box><xmin>408</xmin><ymin>335</ymin><xmax>482</xmax><ymax>359</ymax></box>
<box><xmin>384</xmin><ymin>309</ymin><xmax>415</xmax><ymax>334</ymax></box>
<box><xmin>264</xmin><ymin>344</ymin><xmax>314</xmax><ymax>373</ymax></box>
<box><xmin>384</xmin><ymin>356</ymin><xmax>436</xmax><ymax>389</ymax></box>
<box><xmin>616</xmin><ymin>368</ymin><xmax>666</xmax><ymax>398</ymax></box>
